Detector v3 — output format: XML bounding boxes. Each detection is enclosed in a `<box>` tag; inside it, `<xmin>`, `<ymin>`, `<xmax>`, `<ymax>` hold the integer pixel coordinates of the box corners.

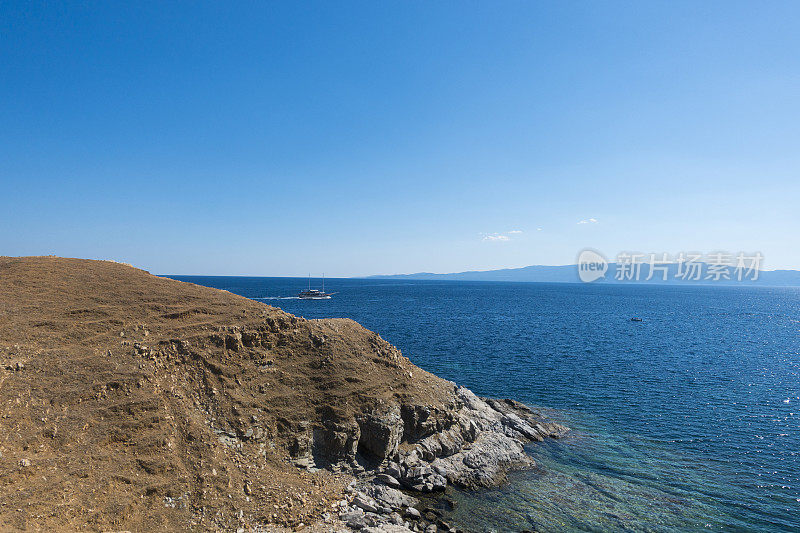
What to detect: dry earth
<box><xmin>0</xmin><ymin>257</ymin><xmax>455</xmax><ymax>531</ymax></box>
<box><xmin>0</xmin><ymin>257</ymin><xmax>567</xmax><ymax>533</ymax></box>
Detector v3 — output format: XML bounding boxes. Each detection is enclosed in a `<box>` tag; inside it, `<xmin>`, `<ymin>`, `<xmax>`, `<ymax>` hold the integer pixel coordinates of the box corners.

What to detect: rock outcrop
<box><xmin>0</xmin><ymin>257</ymin><xmax>567</xmax><ymax>533</ymax></box>
<box><xmin>286</xmin><ymin>386</ymin><xmax>567</xmax><ymax>494</ymax></box>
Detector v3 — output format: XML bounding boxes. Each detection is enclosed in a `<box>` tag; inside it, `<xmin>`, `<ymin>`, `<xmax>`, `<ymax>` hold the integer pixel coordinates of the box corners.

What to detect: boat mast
<box><xmin>322</xmin><ymin>273</ymin><xmax>325</xmax><ymax>293</ymax></box>
<box><xmin>308</xmin><ymin>273</ymin><xmax>310</xmax><ymax>291</ymax></box>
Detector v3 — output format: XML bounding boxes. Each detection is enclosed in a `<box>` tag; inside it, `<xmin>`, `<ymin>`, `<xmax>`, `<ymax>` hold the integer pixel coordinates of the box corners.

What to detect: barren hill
<box><xmin>0</xmin><ymin>257</ymin><xmax>565</xmax><ymax>532</ymax></box>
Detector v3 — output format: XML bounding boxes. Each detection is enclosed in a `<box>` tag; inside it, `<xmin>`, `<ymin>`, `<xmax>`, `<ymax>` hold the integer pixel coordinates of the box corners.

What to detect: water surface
<box><xmin>169</xmin><ymin>276</ymin><xmax>800</xmax><ymax>532</ymax></box>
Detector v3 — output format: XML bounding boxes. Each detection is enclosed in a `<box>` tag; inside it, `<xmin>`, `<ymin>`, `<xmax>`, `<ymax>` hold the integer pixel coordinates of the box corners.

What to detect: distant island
<box><xmin>366</xmin><ymin>263</ymin><xmax>800</xmax><ymax>287</ymax></box>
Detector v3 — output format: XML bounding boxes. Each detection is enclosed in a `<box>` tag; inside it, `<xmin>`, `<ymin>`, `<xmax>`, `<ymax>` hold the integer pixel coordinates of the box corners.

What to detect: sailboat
<box><xmin>298</xmin><ymin>274</ymin><xmax>334</xmax><ymax>299</ymax></box>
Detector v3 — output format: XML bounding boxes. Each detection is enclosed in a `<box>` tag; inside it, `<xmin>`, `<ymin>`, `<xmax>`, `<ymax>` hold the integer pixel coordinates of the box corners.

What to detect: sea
<box><xmin>169</xmin><ymin>276</ymin><xmax>800</xmax><ymax>532</ymax></box>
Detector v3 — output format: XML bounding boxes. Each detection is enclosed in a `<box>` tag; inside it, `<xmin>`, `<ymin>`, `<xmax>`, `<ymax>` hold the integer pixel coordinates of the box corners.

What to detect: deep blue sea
<box><xmin>170</xmin><ymin>276</ymin><xmax>800</xmax><ymax>532</ymax></box>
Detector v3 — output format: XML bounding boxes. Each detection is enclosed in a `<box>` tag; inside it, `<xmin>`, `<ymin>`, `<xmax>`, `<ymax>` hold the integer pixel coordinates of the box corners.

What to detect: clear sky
<box><xmin>2</xmin><ymin>2</ymin><xmax>799</xmax><ymax>276</ymax></box>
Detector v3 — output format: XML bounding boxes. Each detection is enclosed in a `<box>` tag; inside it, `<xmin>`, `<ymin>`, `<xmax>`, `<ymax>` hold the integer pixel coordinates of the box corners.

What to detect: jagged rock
<box><xmin>430</xmin><ymin>474</ymin><xmax>446</xmax><ymax>491</ymax></box>
<box><xmin>400</xmin><ymin>404</ymin><xmax>455</xmax><ymax>442</ymax></box>
<box><xmin>288</xmin><ymin>421</ymin><xmax>313</xmax><ymax>459</ymax></box>
<box><xmin>346</xmin><ymin>515</ymin><xmax>367</xmax><ymax>529</ymax></box>
<box><xmin>224</xmin><ymin>331</ymin><xmax>243</xmax><ymax>351</ymax></box>
<box><xmin>353</xmin><ymin>493</ymin><xmax>379</xmax><ymax>513</ymax></box>
<box><xmin>404</xmin><ymin>507</ymin><xmax>421</xmax><ymax>519</ymax></box>
<box><xmin>384</xmin><ymin>461</ymin><xmax>402</xmax><ymax>479</ymax></box>
<box><xmin>403</xmin><ymin>464</ymin><xmax>432</xmax><ymax>480</ymax></box>
<box><xmin>436</xmin><ymin>519</ymin><xmax>452</xmax><ymax>532</ymax></box>
<box><xmin>281</xmin><ymin>386</ymin><xmax>566</xmax><ymax>497</ymax></box>
<box><xmin>431</xmin><ymin>463</ymin><xmax>448</xmax><ymax>477</ymax></box>
<box><xmin>431</xmin><ymin>431</ymin><xmax>532</xmax><ymax>489</ymax></box>
<box><xmin>358</xmin><ymin>406</ymin><xmax>403</xmax><ymax>461</ymax></box>
<box><xmin>359</xmin><ymin>482</ymin><xmax>419</xmax><ymax>511</ymax></box>
<box><xmin>240</xmin><ymin>331</ymin><xmax>262</xmax><ymax>347</ymax></box>
<box><xmin>376</xmin><ymin>473</ymin><xmax>401</xmax><ymax>488</ymax></box>
<box><xmin>483</xmin><ymin>397</ymin><xmax>569</xmax><ymax>438</ymax></box>
<box><xmin>363</xmin><ymin>525</ymin><xmax>415</xmax><ymax>533</ymax></box>
<box><xmin>341</xmin><ymin>508</ymin><xmax>365</xmax><ymax>524</ymax></box>
<box><xmin>316</xmin><ymin>418</ymin><xmax>360</xmax><ymax>464</ymax></box>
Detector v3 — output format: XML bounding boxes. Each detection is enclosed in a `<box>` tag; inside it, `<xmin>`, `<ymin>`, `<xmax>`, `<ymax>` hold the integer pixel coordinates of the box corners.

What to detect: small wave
<box><xmin>251</xmin><ymin>296</ymin><xmax>300</xmax><ymax>300</ymax></box>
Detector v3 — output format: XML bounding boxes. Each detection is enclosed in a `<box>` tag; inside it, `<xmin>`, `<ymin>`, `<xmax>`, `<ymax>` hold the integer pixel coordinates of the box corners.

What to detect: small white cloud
<box><xmin>480</xmin><ymin>229</ymin><xmax>524</xmax><ymax>242</ymax></box>
<box><xmin>483</xmin><ymin>234</ymin><xmax>510</xmax><ymax>242</ymax></box>
<box><xmin>578</xmin><ymin>218</ymin><xmax>598</xmax><ymax>225</ymax></box>
<box><xmin>537</xmin><ymin>227</ymin><xmax>543</xmax><ymax>231</ymax></box>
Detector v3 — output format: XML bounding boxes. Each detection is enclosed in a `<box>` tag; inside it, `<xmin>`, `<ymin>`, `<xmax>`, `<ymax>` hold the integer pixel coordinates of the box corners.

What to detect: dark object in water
<box><xmin>630</xmin><ymin>317</ymin><xmax>643</xmax><ymax>322</ymax></box>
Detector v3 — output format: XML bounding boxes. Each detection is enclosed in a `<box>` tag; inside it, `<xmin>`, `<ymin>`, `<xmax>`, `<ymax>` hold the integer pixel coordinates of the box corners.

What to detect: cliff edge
<box><xmin>0</xmin><ymin>257</ymin><xmax>566</xmax><ymax>532</ymax></box>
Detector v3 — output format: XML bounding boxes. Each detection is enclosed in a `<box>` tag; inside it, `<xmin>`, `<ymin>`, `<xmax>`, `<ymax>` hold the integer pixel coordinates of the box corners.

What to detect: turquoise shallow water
<box><xmin>169</xmin><ymin>276</ymin><xmax>800</xmax><ymax>532</ymax></box>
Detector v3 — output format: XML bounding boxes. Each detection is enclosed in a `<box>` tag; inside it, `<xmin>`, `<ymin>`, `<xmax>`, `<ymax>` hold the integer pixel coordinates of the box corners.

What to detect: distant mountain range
<box><xmin>366</xmin><ymin>263</ymin><xmax>800</xmax><ymax>286</ymax></box>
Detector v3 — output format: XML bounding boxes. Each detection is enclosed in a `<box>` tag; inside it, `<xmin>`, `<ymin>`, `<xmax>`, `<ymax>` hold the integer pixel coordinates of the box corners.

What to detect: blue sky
<box><xmin>2</xmin><ymin>1</ymin><xmax>799</xmax><ymax>276</ymax></box>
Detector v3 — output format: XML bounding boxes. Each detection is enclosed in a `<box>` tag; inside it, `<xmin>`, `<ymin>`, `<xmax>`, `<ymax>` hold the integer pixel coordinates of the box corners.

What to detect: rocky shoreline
<box><xmin>288</xmin><ymin>386</ymin><xmax>568</xmax><ymax>532</ymax></box>
<box><xmin>0</xmin><ymin>257</ymin><xmax>567</xmax><ymax>532</ymax></box>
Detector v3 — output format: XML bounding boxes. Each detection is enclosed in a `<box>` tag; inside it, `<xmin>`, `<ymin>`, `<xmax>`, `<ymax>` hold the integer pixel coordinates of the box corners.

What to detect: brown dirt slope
<box><xmin>0</xmin><ymin>257</ymin><xmax>453</xmax><ymax>532</ymax></box>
